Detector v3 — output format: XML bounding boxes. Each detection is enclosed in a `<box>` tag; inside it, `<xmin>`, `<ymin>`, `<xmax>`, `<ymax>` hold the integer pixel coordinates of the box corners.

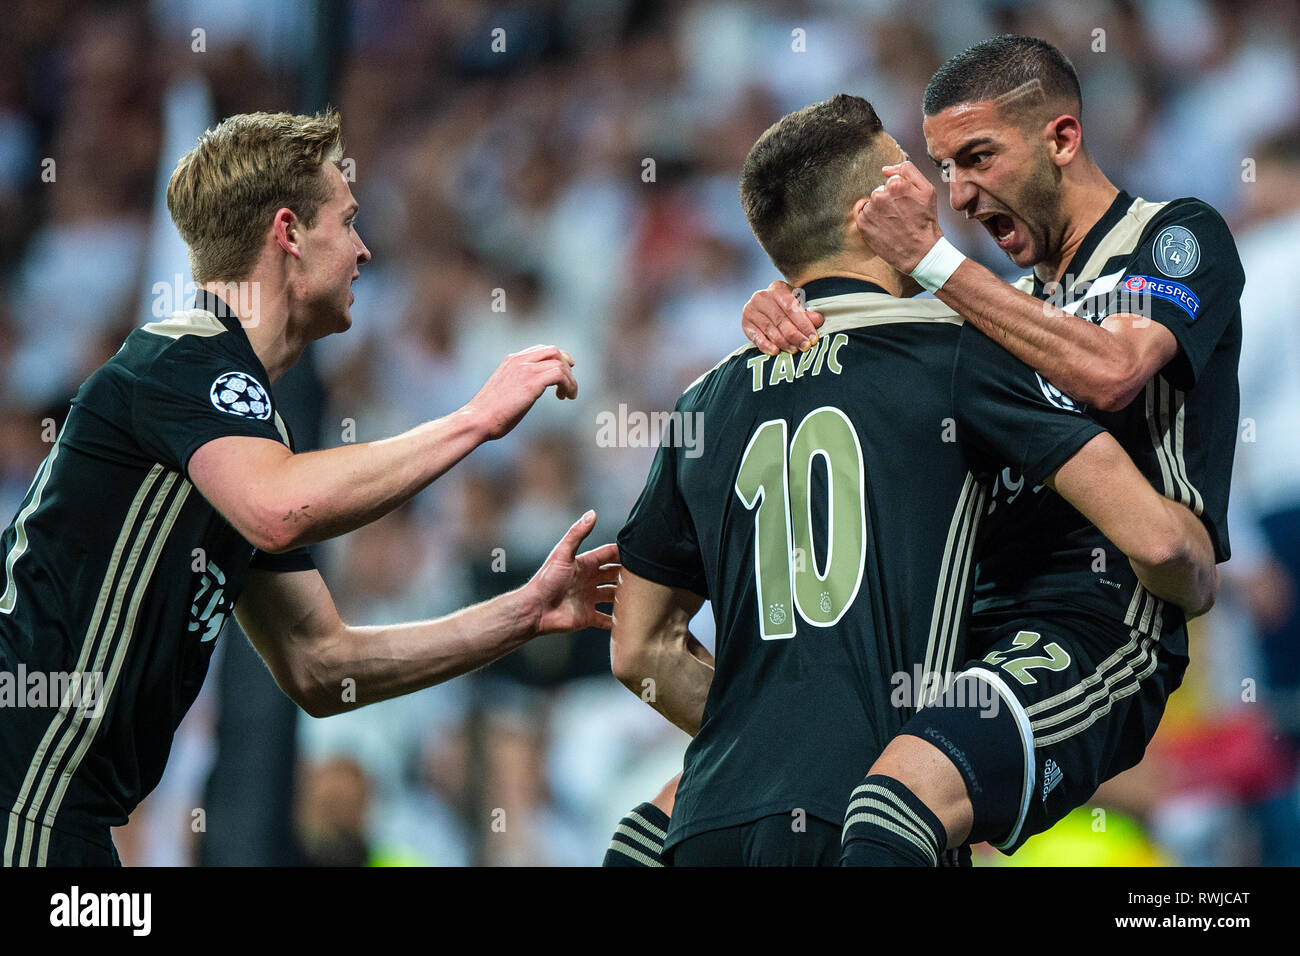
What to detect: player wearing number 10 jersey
<box><xmin>740</xmin><ymin>37</ymin><xmax>1243</xmax><ymax>863</ymax></box>
<box><xmin>606</xmin><ymin>96</ymin><xmax>1216</xmax><ymax>866</ymax></box>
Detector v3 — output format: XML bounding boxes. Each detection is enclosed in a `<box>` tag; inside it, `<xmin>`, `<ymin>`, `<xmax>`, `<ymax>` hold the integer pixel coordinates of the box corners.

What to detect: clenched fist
<box><xmin>856</xmin><ymin>161</ymin><xmax>944</xmax><ymax>274</ymax></box>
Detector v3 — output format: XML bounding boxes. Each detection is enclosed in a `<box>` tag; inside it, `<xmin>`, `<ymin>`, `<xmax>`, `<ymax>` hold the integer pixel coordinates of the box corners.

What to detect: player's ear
<box><xmin>273</xmin><ymin>208</ymin><xmax>302</xmax><ymax>260</ymax></box>
<box><xmin>847</xmin><ymin>197</ymin><xmax>868</xmax><ymax>243</ymax></box>
<box><xmin>1044</xmin><ymin>114</ymin><xmax>1082</xmax><ymax>167</ymax></box>
<box><xmin>851</xmin><ymin>197</ymin><xmax>877</xmax><ymax>255</ymax></box>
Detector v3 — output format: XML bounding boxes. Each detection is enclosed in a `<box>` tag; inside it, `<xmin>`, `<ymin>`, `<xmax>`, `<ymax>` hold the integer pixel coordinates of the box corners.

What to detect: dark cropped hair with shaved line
<box><xmin>923</xmin><ymin>35</ymin><xmax>1082</xmax><ymax>126</ymax></box>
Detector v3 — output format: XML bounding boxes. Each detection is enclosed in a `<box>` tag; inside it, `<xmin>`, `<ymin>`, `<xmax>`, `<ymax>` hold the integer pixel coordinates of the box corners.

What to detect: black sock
<box><xmin>602</xmin><ymin>802</ymin><xmax>670</xmax><ymax>867</ymax></box>
<box><xmin>841</xmin><ymin>774</ymin><xmax>947</xmax><ymax>867</ymax></box>
<box><xmin>939</xmin><ymin>844</ymin><xmax>973</xmax><ymax>867</ymax></box>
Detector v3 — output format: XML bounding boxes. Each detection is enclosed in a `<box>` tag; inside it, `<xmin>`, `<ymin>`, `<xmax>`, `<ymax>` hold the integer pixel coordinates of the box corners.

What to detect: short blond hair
<box><xmin>167</xmin><ymin>109</ymin><xmax>344</xmax><ymax>283</ymax></box>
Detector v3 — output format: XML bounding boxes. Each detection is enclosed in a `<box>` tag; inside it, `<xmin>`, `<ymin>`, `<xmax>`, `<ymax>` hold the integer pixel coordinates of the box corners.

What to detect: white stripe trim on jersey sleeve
<box><xmin>1157</xmin><ymin>378</ymin><xmax>1193</xmax><ymax>506</ymax></box>
<box><xmin>1170</xmin><ymin>386</ymin><xmax>1204</xmax><ymax>515</ymax></box>
<box><xmin>1144</xmin><ymin>379</ymin><xmax>1177</xmax><ymax>500</ymax></box>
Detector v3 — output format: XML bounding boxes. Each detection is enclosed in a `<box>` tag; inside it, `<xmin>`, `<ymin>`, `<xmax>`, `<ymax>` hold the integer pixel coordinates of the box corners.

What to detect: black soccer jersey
<box><xmin>970</xmin><ymin>192</ymin><xmax>1243</xmax><ymax>655</ymax></box>
<box><xmin>618</xmin><ymin>278</ymin><xmax>1104</xmax><ymax>851</ymax></box>
<box><xmin>0</xmin><ymin>290</ymin><xmax>312</xmax><ymax>865</ymax></box>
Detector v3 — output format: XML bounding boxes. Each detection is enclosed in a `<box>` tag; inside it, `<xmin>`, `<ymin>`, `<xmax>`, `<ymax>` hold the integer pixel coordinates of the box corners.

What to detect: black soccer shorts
<box><xmin>900</xmin><ymin>607</ymin><xmax>1187</xmax><ymax>854</ymax></box>
<box><xmin>668</xmin><ymin>812</ymin><xmax>842</xmax><ymax>866</ymax></box>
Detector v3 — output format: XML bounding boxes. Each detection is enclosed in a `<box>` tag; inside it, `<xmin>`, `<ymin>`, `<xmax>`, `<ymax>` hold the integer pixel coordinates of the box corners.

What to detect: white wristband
<box><xmin>909</xmin><ymin>237</ymin><xmax>967</xmax><ymax>294</ymax></box>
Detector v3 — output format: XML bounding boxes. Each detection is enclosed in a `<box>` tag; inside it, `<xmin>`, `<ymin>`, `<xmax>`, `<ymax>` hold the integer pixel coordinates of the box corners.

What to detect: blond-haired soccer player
<box><xmin>0</xmin><ymin>110</ymin><xmax>617</xmax><ymax>867</ymax></box>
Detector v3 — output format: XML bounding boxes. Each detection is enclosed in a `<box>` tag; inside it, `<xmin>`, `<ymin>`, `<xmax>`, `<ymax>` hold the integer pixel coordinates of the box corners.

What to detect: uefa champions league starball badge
<box><xmin>209</xmin><ymin>371</ymin><xmax>272</xmax><ymax>420</ymax></box>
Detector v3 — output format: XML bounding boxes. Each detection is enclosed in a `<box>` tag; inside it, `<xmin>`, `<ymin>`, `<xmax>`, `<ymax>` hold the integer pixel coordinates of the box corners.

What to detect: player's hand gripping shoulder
<box><xmin>741</xmin><ymin>281</ymin><xmax>825</xmax><ymax>356</ymax></box>
<box><xmin>740</xmin><ymin>161</ymin><xmax>942</xmax><ymax>355</ymax></box>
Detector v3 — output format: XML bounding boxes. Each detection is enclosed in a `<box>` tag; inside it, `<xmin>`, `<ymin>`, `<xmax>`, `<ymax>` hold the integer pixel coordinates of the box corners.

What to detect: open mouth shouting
<box><xmin>979</xmin><ymin>211</ymin><xmax>1020</xmax><ymax>251</ymax></box>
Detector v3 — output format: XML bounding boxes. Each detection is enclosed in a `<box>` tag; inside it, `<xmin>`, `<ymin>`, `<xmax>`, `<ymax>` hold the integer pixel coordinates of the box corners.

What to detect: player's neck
<box><xmin>790</xmin><ymin>259</ymin><xmax>905</xmax><ymax>297</ymax></box>
<box><xmin>200</xmin><ymin>278</ymin><xmax>303</xmax><ymax>384</ymax></box>
<box><xmin>1036</xmin><ymin>163</ymin><xmax>1119</xmax><ymax>286</ymax></box>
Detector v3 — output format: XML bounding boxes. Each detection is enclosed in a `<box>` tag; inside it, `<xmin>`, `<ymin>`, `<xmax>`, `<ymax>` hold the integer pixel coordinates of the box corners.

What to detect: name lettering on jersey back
<box><xmin>748</xmin><ymin>333</ymin><xmax>848</xmax><ymax>391</ymax></box>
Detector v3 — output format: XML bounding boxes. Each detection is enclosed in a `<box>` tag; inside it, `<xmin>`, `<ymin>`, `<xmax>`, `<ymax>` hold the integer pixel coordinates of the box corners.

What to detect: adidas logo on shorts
<box><xmin>1042</xmin><ymin>758</ymin><xmax>1063</xmax><ymax>801</ymax></box>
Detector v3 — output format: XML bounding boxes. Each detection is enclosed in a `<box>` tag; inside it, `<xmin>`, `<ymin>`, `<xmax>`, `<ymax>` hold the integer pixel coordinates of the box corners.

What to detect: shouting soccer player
<box><xmin>603</xmin><ymin>94</ymin><xmax>1217</xmax><ymax>867</ymax></box>
<box><xmin>740</xmin><ymin>36</ymin><xmax>1243</xmax><ymax>863</ymax></box>
<box><xmin>0</xmin><ymin>109</ymin><xmax>618</xmax><ymax>867</ymax></box>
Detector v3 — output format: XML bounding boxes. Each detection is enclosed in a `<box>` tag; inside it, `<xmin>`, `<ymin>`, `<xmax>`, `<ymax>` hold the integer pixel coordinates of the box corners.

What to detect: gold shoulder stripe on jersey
<box><xmin>141</xmin><ymin>309</ymin><xmax>228</xmax><ymax>340</ymax></box>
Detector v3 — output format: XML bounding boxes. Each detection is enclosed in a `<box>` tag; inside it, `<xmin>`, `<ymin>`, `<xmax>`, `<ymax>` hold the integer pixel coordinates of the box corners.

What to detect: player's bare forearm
<box><xmin>316</xmin><ymin>513</ymin><xmax>616</xmax><ymax>715</ymax></box>
<box><xmin>238</xmin><ymin>513</ymin><xmax>618</xmax><ymax>716</ymax></box>
<box><xmin>236</xmin><ymin>568</ymin><xmax>540</xmax><ymax>716</ymax></box>
<box><xmin>303</xmin><ymin>589</ymin><xmax>541</xmax><ymax>716</ymax></box>
<box><xmin>271</xmin><ymin>410</ymin><xmax>486</xmax><ymax>549</ymax></box>
<box><xmin>610</xmin><ymin>571</ymin><xmax>713</xmax><ymax>736</ymax></box>
<box><xmin>741</xmin><ymin>264</ymin><xmax>1152</xmax><ymax>412</ymax></box>
<box><xmin>851</xmin><ymin>159</ymin><xmax>1158</xmax><ymax>410</ymax></box>
<box><xmin>1048</xmin><ymin>433</ymin><xmax>1218</xmax><ymax>615</ymax></box>
<box><xmin>1128</xmin><ymin>499</ymin><xmax>1218</xmax><ymax>618</ymax></box>
<box><xmin>634</xmin><ymin>632</ymin><xmax>714</xmax><ymax>736</ymax></box>
<box><xmin>189</xmin><ymin>410</ymin><xmax>486</xmax><ymax>553</ymax></box>
<box><xmin>937</xmin><ymin>259</ymin><xmax>1138</xmax><ymax>409</ymax></box>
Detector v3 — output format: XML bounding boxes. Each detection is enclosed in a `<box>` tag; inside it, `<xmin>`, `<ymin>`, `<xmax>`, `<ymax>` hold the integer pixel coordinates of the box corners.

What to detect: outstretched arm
<box><xmin>236</xmin><ymin>511</ymin><xmax>619</xmax><ymax>717</ymax></box>
<box><xmin>191</xmin><ymin>345</ymin><xmax>579</xmax><ymax>553</ymax></box>
<box><xmin>1047</xmin><ymin>433</ymin><xmax>1218</xmax><ymax>616</ymax></box>
<box><xmin>610</xmin><ymin>570</ymin><xmax>713</xmax><ymax>736</ymax></box>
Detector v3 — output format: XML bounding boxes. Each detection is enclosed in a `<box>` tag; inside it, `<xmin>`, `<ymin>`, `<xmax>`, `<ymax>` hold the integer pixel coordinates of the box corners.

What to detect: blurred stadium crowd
<box><xmin>1</xmin><ymin>0</ymin><xmax>1299</xmax><ymax>865</ymax></box>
